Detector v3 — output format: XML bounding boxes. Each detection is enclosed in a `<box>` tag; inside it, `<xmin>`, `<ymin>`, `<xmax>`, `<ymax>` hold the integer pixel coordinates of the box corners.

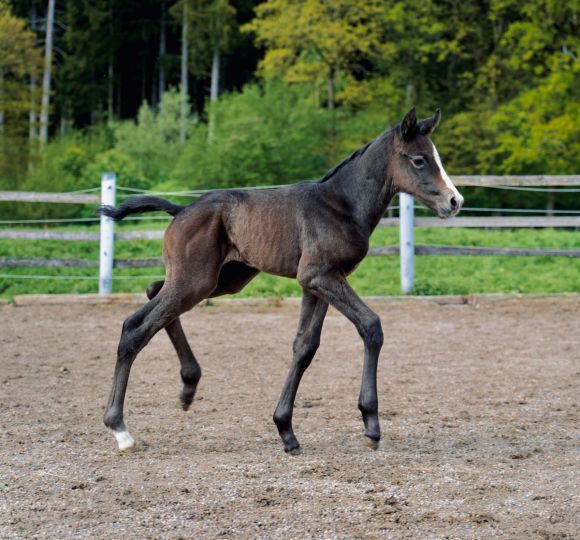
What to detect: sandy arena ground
<box><xmin>0</xmin><ymin>295</ymin><xmax>578</xmax><ymax>539</ymax></box>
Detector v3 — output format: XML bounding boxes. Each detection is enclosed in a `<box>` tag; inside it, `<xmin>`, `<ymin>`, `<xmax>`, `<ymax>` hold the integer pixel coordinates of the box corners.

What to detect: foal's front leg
<box><xmin>273</xmin><ymin>290</ymin><xmax>328</xmax><ymax>454</ymax></box>
<box><xmin>299</xmin><ymin>271</ymin><xmax>383</xmax><ymax>448</ymax></box>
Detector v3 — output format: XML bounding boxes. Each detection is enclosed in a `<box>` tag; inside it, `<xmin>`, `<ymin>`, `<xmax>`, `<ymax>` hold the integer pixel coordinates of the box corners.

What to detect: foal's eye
<box><xmin>411</xmin><ymin>156</ymin><xmax>425</xmax><ymax>169</ymax></box>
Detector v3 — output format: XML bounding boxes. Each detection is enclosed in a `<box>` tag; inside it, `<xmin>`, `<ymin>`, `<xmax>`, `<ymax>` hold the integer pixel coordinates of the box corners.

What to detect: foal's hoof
<box><xmin>286</xmin><ymin>446</ymin><xmax>302</xmax><ymax>456</ymax></box>
<box><xmin>363</xmin><ymin>436</ymin><xmax>380</xmax><ymax>450</ymax></box>
<box><xmin>113</xmin><ymin>429</ymin><xmax>136</xmax><ymax>452</ymax></box>
<box><xmin>180</xmin><ymin>399</ymin><xmax>192</xmax><ymax>411</ymax></box>
<box><xmin>179</xmin><ymin>390</ymin><xmax>195</xmax><ymax>411</ymax></box>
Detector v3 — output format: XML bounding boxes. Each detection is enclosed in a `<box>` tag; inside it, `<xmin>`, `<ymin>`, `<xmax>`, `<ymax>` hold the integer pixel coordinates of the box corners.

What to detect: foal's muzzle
<box><xmin>436</xmin><ymin>191</ymin><xmax>464</xmax><ymax>218</ymax></box>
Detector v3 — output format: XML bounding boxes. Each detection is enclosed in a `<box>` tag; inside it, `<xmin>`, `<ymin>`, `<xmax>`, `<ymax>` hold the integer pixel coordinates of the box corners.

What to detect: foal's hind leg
<box><xmin>147</xmin><ymin>281</ymin><xmax>201</xmax><ymax>410</ymax></box>
<box><xmin>273</xmin><ymin>290</ymin><xmax>328</xmax><ymax>454</ymax></box>
<box><xmin>103</xmin><ymin>282</ymin><xmax>210</xmax><ymax>451</ymax></box>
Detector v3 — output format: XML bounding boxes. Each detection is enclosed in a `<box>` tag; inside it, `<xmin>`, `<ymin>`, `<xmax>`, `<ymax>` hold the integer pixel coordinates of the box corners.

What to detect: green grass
<box><xmin>0</xmin><ymin>225</ymin><xmax>578</xmax><ymax>299</ymax></box>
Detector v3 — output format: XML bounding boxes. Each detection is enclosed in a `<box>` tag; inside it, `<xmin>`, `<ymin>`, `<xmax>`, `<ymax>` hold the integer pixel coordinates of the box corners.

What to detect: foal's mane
<box><xmin>318</xmin><ymin>140</ymin><xmax>373</xmax><ymax>183</ymax></box>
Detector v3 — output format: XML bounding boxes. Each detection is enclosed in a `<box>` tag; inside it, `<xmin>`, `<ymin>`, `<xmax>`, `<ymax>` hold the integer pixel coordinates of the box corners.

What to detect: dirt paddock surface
<box><xmin>0</xmin><ymin>296</ymin><xmax>578</xmax><ymax>539</ymax></box>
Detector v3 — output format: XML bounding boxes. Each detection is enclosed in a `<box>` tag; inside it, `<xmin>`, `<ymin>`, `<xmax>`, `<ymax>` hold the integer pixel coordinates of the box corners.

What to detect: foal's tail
<box><xmin>98</xmin><ymin>196</ymin><xmax>186</xmax><ymax>221</ymax></box>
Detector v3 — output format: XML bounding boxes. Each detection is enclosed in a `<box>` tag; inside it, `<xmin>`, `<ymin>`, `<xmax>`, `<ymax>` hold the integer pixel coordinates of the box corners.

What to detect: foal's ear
<box><xmin>401</xmin><ymin>107</ymin><xmax>417</xmax><ymax>140</ymax></box>
<box><xmin>418</xmin><ymin>108</ymin><xmax>441</xmax><ymax>136</ymax></box>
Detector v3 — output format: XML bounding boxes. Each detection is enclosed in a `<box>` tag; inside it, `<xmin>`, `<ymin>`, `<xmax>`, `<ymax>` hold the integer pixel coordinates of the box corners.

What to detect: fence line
<box><xmin>0</xmin><ymin>191</ymin><xmax>100</xmax><ymax>204</ymax></box>
<box><xmin>370</xmin><ymin>246</ymin><xmax>580</xmax><ymax>257</ymax></box>
<box><xmin>2</xmin><ymin>215</ymin><xmax>579</xmax><ymax>243</ymax></box>
<box><xmin>379</xmin><ymin>216</ymin><xmax>580</xmax><ymax>228</ymax></box>
<box><xmin>1</xmin><ymin>174</ymin><xmax>579</xmax><ymax>205</ymax></box>
<box><xmin>1</xmin><ymin>174</ymin><xmax>579</xmax><ymax>294</ymax></box>
<box><xmin>450</xmin><ymin>175</ymin><xmax>580</xmax><ymax>187</ymax></box>
<box><xmin>0</xmin><ymin>273</ymin><xmax>164</xmax><ymax>281</ymax></box>
<box><xmin>3</xmin><ymin>239</ymin><xmax>580</xmax><ymax>274</ymax></box>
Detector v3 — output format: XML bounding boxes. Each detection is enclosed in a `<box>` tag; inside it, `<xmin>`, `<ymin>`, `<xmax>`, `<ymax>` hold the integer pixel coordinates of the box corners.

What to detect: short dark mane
<box><xmin>318</xmin><ymin>141</ymin><xmax>373</xmax><ymax>183</ymax></box>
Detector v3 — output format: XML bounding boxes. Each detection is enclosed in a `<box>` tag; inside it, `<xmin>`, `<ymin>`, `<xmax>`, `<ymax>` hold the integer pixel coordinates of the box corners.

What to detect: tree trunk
<box><xmin>327</xmin><ymin>67</ymin><xmax>336</xmax><ymax>160</ymax></box>
<box><xmin>546</xmin><ymin>192</ymin><xmax>555</xmax><ymax>217</ymax></box>
<box><xmin>159</xmin><ymin>0</ymin><xmax>166</xmax><ymax>100</ymax></box>
<box><xmin>107</xmin><ymin>59</ymin><xmax>114</xmax><ymax>123</ymax></box>
<box><xmin>405</xmin><ymin>82</ymin><xmax>414</xmax><ymax>110</ymax></box>
<box><xmin>39</xmin><ymin>0</ymin><xmax>56</xmax><ymax>145</ymax></box>
<box><xmin>180</xmin><ymin>0</ymin><xmax>189</xmax><ymax>144</ymax></box>
<box><xmin>107</xmin><ymin>0</ymin><xmax>114</xmax><ymax>122</ymax></box>
<box><xmin>141</xmin><ymin>25</ymin><xmax>147</xmax><ymax>104</ymax></box>
<box><xmin>29</xmin><ymin>5</ymin><xmax>38</xmax><ymax>141</ymax></box>
<box><xmin>327</xmin><ymin>68</ymin><xmax>335</xmax><ymax>112</ymax></box>
<box><xmin>0</xmin><ymin>68</ymin><xmax>4</xmax><ymax>135</ymax></box>
<box><xmin>207</xmin><ymin>46</ymin><xmax>220</xmax><ymax>143</ymax></box>
<box><xmin>210</xmin><ymin>47</ymin><xmax>220</xmax><ymax>102</ymax></box>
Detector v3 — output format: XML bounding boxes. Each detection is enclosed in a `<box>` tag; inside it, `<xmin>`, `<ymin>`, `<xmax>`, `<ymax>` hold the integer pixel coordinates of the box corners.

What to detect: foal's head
<box><xmin>391</xmin><ymin>108</ymin><xmax>463</xmax><ymax>218</ymax></box>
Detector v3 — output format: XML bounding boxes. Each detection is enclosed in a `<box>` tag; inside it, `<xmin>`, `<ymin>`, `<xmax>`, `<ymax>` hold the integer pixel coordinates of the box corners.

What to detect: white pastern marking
<box><xmin>113</xmin><ymin>429</ymin><xmax>135</xmax><ymax>451</ymax></box>
<box><xmin>431</xmin><ymin>142</ymin><xmax>459</xmax><ymax>194</ymax></box>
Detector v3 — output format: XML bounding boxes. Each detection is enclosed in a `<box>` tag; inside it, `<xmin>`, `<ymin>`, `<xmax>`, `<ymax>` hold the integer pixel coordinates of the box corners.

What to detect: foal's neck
<box><xmin>323</xmin><ymin>131</ymin><xmax>396</xmax><ymax>233</ymax></box>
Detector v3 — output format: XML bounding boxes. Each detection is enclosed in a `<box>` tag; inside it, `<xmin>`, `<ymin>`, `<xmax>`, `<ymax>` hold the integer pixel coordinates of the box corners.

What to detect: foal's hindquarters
<box><xmin>103</xmin><ymin>208</ymin><xmax>226</xmax><ymax>451</ymax></box>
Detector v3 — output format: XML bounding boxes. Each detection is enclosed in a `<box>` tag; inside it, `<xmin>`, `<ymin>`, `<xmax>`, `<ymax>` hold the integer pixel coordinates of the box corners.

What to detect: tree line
<box><xmin>0</xmin><ymin>0</ymin><xmax>578</xmax><ymax>218</ymax></box>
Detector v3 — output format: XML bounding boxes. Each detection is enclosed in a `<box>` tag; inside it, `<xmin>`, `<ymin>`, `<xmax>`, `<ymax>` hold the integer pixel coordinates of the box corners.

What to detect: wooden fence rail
<box><xmin>1</xmin><ymin>216</ymin><xmax>578</xmax><ymax>243</ymax></box>
<box><xmin>379</xmin><ymin>216</ymin><xmax>580</xmax><ymax>228</ymax></box>
<box><xmin>1</xmin><ymin>174</ymin><xmax>579</xmax><ymax>205</ymax></box>
<box><xmin>0</xmin><ymin>191</ymin><xmax>100</xmax><ymax>204</ymax></box>
<box><xmin>2</xmin><ymin>242</ymin><xmax>579</xmax><ymax>271</ymax></box>
<box><xmin>450</xmin><ymin>175</ymin><xmax>580</xmax><ymax>186</ymax></box>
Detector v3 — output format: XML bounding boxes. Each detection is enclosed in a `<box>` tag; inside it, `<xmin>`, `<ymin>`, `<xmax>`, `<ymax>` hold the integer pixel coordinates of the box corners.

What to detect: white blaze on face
<box><xmin>431</xmin><ymin>141</ymin><xmax>461</xmax><ymax>196</ymax></box>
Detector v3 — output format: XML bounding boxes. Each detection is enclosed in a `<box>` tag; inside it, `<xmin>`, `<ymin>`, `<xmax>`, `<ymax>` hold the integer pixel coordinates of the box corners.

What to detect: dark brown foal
<box><xmin>100</xmin><ymin>108</ymin><xmax>463</xmax><ymax>453</ymax></box>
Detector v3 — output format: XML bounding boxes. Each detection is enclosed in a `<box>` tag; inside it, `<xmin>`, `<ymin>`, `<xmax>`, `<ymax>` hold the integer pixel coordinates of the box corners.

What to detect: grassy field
<box><xmin>0</xmin><ymin>224</ymin><xmax>578</xmax><ymax>300</ymax></box>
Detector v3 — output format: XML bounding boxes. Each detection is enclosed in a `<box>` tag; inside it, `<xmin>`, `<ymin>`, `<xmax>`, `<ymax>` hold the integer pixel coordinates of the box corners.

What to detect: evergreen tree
<box><xmin>0</xmin><ymin>0</ymin><xmax>42</xmax><ymax>184</ymax></box>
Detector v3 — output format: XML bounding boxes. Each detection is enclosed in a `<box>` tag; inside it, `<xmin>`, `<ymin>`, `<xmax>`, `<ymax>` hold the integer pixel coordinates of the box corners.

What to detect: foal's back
<box><xmin>163</xmin><ymin>182</ymin><xmax>317</xmax><ymax>278</ymax></box>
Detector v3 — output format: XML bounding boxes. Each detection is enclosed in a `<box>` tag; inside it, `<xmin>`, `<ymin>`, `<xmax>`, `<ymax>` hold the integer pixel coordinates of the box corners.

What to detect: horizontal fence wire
<box><xmin>0</xmin><ymin>215</ymin><xmax>171</xmax><ymax>225</ymax></box>
<box><xmin>2</xmin><ymin>243</ymin><xmax>579</xmax><ymax>274</ymax></box>
<box><xmin>472</xmin><ymin>185</ymin><xmax>580</xmax><ymax>193</ymax></box>
<box><xmin>117</xmin><ymin>185</ymin><xmax>580</xmax><ymax>198</ymax></box>
<box><xmin>459</xmin><ymin>207</ymin><xmax>580</xmax><ymax>214</ymax></box>
<box><xmin>1</xmin><ymin>207</ymin><xmax>579</xmax><ymax>227</ymax></box>
<box><xmin>0</xmin><ymin>274</ymin><xmax>164</xmax><ymax>280</ymax></box>
<box><xmin>1</xmin><ymin>208</ymin><xmax>579</xmax><ymax>226</ymax></box>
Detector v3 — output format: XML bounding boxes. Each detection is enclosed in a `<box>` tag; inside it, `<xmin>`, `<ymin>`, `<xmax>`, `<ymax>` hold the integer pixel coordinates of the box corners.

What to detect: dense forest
<box><xmin>0</xmin><ymin>0</ymin><xmax>578</xmax><ymax>217</ymax></box>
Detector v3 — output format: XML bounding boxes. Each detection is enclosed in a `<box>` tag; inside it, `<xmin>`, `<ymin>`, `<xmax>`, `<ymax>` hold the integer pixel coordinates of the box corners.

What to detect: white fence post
<box><xmin>99</xmin><ymin>172</ymin><xmax>116</xmax><ymax>295</ymax></box>
<box><xmin>399</xmin><ymin>193</ymin><xmax>414</xmax><ymax>294</ymax></box>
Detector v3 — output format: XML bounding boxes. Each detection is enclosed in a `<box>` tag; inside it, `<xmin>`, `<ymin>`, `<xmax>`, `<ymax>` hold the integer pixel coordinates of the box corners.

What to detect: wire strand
<box><xmin>0</xmin><ymin>215</ymin><xmax>171</xmax><ymax>225</ymax></box>
<box><xmin>115</xmin><ymin>183</ymin><xmax>580</xmax><ymax>195</ymax></box>
<box><xmin>471</xmin><ymin>185</ymin><xmax>580</xmax><ymax>193</ymax></box>
<box><xmin>0</xmin><ymin>274</ymin><xmax>164</xmax><ymax>281</ymax></box>
<box><xmin>451</xmin><ymin>207</ymin><xmax>580</xmax><ymax>214</ymax></box>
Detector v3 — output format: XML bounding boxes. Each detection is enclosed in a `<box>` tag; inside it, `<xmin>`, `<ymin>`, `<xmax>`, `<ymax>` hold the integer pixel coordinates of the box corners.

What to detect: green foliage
<box><xmin>170</xmin><ymin>82</ymin><xmax>329</xmax><ymax>188</ymax></box>
<box><xmin>22</xmin><ymin>126</ymin><xmax>112</xmax><ymax>190</ymax></box>
<box><xmin>84</xmin><ymin>149</ymin><xmax>146</xmax><ymax>189</ymax></box>
<box><xmin>0</xmin><ymin>0</ymin><xmax>42</xmax><ymax>183</ymax></box>
<box><xmin>0</xmin><ymin>127</ymin><xmax>113</xmax><ymax>219</ymax></box>
<box><xmin>113</xmin><ymin>88</ymin><xmax>184</xmax><ymax>185</ymax></box>
<box><xmin>488</xmin><ymin>55</ymin><xmax>580</xmax><ymax>175</ymax></box>
<box><xmin>244</xmin><ymin>0</ymin><xmax>390</xmax><ymax>108</ymax></box>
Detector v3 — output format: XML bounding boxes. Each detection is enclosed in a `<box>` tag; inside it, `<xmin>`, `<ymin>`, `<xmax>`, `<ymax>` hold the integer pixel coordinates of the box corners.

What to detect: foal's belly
<box><xmin>225</xmin><ymin>208</ymin><xmax>301</xmax><ymax>278</ymax></box>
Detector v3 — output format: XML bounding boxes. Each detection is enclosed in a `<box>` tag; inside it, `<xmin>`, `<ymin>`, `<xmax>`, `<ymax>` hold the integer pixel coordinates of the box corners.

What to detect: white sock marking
<box><xmin>114</xmin><ymin>429</ymin><xmax>135</xmax><ymax>451</ymax></box>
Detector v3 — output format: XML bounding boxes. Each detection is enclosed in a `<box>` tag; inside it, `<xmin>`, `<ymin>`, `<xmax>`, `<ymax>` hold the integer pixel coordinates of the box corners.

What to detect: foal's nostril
<box><xmin>450</xmin><ymin>196</ymin><xmax>458</xmax><ymax>209</ymax></box>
